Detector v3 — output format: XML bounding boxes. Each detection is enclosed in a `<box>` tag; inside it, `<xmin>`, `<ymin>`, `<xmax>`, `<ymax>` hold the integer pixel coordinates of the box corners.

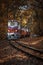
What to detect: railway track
<box><xmin>16</xmin><ymin>40</ymin><xmax>43</xmax><ymax>53</ymax></box>
<box><xmin>9</xmin><ymin>40</ymin><xmax>43</xmax><ymax>60</ymax></box>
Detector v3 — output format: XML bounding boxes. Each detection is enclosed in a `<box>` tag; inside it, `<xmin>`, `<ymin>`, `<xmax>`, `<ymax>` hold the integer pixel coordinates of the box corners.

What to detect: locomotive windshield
<box><xmin>8</xmin><ymin>20</ymin><xmax>18</xmax><ymax>28</ymax></box>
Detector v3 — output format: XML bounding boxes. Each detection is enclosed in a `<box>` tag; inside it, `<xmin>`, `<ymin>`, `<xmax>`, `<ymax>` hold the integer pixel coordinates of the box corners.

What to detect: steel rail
<box><xmin>16</xmin><ymin>41</ymin><xmax>43</xmax><ymax>53</ymax></box>
<box><xmin>8</xmin><ymin>40</ymin><xmax>43</xmax><ymax>60</ymax></box>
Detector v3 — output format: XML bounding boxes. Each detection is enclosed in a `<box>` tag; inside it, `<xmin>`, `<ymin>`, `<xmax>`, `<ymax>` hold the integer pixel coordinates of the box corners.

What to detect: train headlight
<box><xmin>14</xmin><ymin>30</ymin><xmax>18</xmax><ymax>32</ymax></box>
<box><xmin>8</xmin><ymin>29</ymin><xmax>10</xmax><ymax>32</ymax></box>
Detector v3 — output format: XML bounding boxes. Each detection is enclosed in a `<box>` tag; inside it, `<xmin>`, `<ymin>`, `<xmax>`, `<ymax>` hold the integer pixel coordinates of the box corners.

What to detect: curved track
<box><xmin>8</xmin><ymin>40</ymin><xmax>43</xmax><ymax>60</ymax></box>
